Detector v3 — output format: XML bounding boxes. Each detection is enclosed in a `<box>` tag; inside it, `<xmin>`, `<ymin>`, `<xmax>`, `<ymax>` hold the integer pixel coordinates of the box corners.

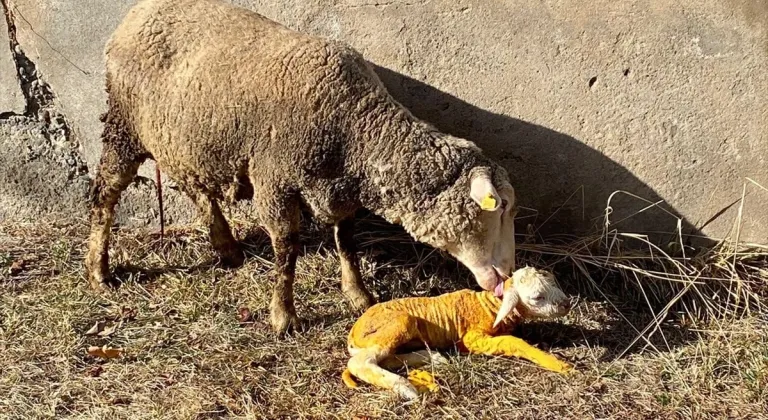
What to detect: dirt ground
<box><xmin>0</xmin><ymin>218</ymin><xmax>766</xmax><ymax>419</ymax></box>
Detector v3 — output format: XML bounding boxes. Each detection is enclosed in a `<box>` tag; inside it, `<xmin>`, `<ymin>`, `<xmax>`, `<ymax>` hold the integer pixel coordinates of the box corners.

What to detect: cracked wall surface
<box><xmin>0</xmin><ymin>0</ymin><xmax>766</xmax><ymax>243</ymax></box>
<box><xmin>0</xmin><ymin>5</ymin><xmax>23</xmax><ymax>114</ymax></box>
<box><xmin>1</xmin><ymin>0</ymin><xmax>91</xmax><ymax>220</ymax></box>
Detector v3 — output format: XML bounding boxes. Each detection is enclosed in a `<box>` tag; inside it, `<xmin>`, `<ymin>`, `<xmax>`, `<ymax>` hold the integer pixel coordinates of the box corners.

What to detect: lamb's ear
<box><xmin>493</xmin><ymin>287</ymin><xmax>519</xmax><ymax>328</ymax></box>
<box><xmin>469</xmin><ymin>171</ymin><xmax>501</xmax><ymax>211</ymax></box>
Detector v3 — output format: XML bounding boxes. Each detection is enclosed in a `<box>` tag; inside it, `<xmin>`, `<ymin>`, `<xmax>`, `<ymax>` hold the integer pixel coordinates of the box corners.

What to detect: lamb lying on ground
<box><xmin>87</xmin><ymin>0</ymin><xmax>518</xmax><ymax>334</ymax></box>
<box><xmin>341</xmin><ymin>266</ymin><xmax>574</xmax><ymax>399</ymax></box>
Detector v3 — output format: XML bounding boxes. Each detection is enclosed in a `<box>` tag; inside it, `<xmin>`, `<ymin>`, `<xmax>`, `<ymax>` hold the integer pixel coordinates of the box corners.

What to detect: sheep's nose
<box><xmin>561</xmin><ymin>299</ymin><xmax>572</xmax><ymax>311</ymax></box>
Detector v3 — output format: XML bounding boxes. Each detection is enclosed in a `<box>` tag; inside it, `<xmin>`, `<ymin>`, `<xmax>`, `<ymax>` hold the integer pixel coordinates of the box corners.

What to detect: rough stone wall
<box><xmin>1</xmin><ymin>0</ymin><xmax>766</xmax><ymax>244</ymax></box>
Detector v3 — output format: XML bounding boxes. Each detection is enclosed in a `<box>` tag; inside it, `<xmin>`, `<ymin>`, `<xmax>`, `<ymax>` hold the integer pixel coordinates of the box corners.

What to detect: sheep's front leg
<box><xmin>265</xmin><ymin>220</ymin><xmax>301</xmax><ymax>334</ymax></box>
<box><xmin>334</xmin><ymin>217</ymin><xmax>375</xmax><ymax>311</ymax></box>
<box><xmin>461</xmin><ymin>330</ymin><xmax>573</xmax><ymax>373</ymax></box>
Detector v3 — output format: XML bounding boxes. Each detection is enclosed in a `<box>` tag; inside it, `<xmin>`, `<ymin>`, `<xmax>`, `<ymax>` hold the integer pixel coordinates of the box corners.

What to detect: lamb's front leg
<box><xmin>334</xmin><ymin>217</ymin><xmax>375</xmax><ymax>311</ymax></box>
<box><xmin>461</xmin><ymin>330</ymin><xmax>573</xmax><ymax>373</ymax></box>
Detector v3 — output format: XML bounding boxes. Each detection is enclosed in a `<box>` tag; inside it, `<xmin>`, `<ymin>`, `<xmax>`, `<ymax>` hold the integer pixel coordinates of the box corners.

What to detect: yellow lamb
<box><xmin>342</xmin><ymin>266</ymin><xmax>574</xmax><ymax>399</ymax></box>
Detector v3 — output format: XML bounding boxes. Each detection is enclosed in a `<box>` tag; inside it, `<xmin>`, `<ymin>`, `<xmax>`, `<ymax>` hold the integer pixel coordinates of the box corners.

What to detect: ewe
<box><xmin>87</xmin><ymin>0</ymin><xmax>518</xmax><ymax>333</ymax></box>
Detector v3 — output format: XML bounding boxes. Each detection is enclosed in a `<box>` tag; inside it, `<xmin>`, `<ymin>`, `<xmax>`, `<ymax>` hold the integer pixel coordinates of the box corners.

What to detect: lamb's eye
<box><xmin>532</xmin><ymin>295</ymin><xmax>545</xmax><ymax>302</ymax></box>
<box><xmin>501</xmin><ymin>199</ymin><xmax>508</xmax><ymax>210</ymax></box>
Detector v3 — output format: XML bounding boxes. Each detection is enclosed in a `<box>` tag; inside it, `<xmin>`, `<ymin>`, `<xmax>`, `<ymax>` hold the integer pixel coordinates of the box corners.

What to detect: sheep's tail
<box><xmin>341</xmin><ymin>368</ymin><xmax>358</xmax><ymax>389</ymax></box>
<box><xmin>155</xmin><ymin>164</ymin><xmax>164</xmax><ymax>242</ymax></box>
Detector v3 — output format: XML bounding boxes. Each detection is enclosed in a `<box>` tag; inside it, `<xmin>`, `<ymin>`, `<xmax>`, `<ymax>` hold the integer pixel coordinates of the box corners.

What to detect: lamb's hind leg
<box><xmin>334</xmin><ymin>217</ymin><xmax>375</xmax><ymax>311</ymax></box>
<box><xmin>184</xmin><ymin>189</ymin><xmax>243</xmax><ymax>267</ymax></box>
<box><xmin>85</xmin><ymin>111</ymin><xmax>147</xmax><ymax>289</ymax></box>
<box><xmin>348</xmin><ymin>347</ymin><xmax>419</xmax><ymax>400</ymax></box>
<box><xmin>346</xmin><ymin>311</ymin><xmax>421</xmax><ymax>399</ymax></box>
<box><xmin>379</xmin><ymin>350</ymin><xmax>449</xmax><ymax>370</ymax></box>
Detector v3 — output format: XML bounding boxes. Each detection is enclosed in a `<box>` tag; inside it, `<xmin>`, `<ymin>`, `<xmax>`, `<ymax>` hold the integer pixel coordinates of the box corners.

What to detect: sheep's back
<box><xmin>104</xmin><ymin>0</ymin><xmax>382</xmax><ymax>197</ymax></box>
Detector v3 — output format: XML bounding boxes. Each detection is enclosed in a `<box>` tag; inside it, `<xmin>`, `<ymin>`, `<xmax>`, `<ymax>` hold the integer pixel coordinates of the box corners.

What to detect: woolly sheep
<box><xmin>341</xmin><ymin>266</ymin><xmax>574</xmax><ymax>400</ymax></box>
<box><xmin>85</xmin><ymin>0</ymin><xmax>519</xmax><ymax>334</ymax></box>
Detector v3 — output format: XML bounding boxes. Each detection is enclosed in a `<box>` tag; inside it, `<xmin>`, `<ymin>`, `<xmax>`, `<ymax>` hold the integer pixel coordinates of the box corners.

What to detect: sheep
<box><xmin>85</xmin><ymin>0</ymin><xmax>519</xmax><ymax>334</ymax></box>
<box><xmin>341</xmin><ymin>266</ymin><xmax>574</xmax><ymax>400</ymax></box>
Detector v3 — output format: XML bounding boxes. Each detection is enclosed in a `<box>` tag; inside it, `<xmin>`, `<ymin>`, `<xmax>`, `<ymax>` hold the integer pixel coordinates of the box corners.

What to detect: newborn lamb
<box><xmin>342</xmin><ymin>266</ymin><xmax>574</xmax><ymax>399</ymax></box>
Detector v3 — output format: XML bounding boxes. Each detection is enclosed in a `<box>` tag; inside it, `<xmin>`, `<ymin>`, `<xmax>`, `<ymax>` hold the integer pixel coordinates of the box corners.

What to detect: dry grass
<box><xmin>0</xmin><ymin>205</ymin><xmax>766</xmax><ymax>419</ymax></box>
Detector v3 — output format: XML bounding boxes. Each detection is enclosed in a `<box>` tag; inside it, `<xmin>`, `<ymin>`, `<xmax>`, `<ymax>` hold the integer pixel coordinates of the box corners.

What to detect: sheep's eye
<box><xmin>501</xmin><ymin>199</ymin><xmax>508</xmax><ymax>210</ymax></box>
<box><xmin>532</xmin><ymin>295</ymin><xmax>545</xmax><ymax>302</ymax></box>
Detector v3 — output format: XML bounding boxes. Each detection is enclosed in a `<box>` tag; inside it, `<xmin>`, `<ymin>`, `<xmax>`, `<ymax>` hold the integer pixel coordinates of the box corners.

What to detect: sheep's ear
<box><xmin>470</xmin><ymin>172</ymin><xmax>501</xmax><ymax>211</ymax></box>
<box><xmin>493</xmin><ymin>287</ymin><xmax>519</xmax><ymax>328</ymax></box>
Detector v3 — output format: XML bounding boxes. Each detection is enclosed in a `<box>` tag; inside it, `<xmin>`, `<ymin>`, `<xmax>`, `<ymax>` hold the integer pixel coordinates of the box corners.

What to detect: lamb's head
<box><xmin>493</xmin><ymin>266</ymin><xmax>571</xmax><ymax>328</ymax></box>
<box><xmin>441</xmin><ymin>166</ymin><xmax>517</xmax><ymax>296</ymax></box>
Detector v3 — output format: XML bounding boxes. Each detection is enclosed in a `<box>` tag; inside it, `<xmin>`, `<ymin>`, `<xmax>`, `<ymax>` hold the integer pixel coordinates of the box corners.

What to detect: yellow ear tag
<box><xmin>480</xmin><ymin>193</ymin><xmax>497</xmax><ymax>210</ymax></box>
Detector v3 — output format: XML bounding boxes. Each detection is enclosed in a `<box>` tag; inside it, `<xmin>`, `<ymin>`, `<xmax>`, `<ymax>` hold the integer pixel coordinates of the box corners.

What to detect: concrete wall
<box><xmin>1</xmin><ymin>0</ymin><xmax>766</xmax><ymax>244</ymax></box>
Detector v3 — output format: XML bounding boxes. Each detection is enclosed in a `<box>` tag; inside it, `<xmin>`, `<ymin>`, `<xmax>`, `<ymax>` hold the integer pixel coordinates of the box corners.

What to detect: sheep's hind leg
<box><xmin>185</xmin><ymin>190</ymin><xmax>244</xmax><ymax>267</ymax></box>
<box><xmin>85</xmin><ymin>120</ymin><xmax>146</xmax><ymax>289</ymax></box>
<box><xmin>334</xmin><ymin>217</ymin><xmax>375</xmax><ymax>311</ymax></box>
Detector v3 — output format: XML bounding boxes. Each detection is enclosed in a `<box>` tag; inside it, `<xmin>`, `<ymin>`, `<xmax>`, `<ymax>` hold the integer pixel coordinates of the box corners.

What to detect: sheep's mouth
<box><xmin>491</xmin><ymin>266</ymin><xmax>506</xmax><ymax>297</ymax></box>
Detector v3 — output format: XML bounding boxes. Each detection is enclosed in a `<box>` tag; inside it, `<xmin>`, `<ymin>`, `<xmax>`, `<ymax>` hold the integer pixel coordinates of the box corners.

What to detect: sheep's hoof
<box><xmin>86</xmin><ymin>264</ymin><xmax>115</xmax><ymax>292</ymax></box>
<box><xmin>219</xmin><ymin>250</ymin><xmax>245</xmax><ymax>268</ymax></box>
<box><xmin>270</xmin><ymin>307</ymin><xmax>302</xmax><ymax>335</ymax></box>
<box><xmin>343</xmin><ymin>287</ymin><xmax>376</xmax><ymax>312</ymax></box>
<box><xmin>88</xmin><ymin>275</ymin><xmax>120</xmax><ymax>292</ymax></box>
<box><xmin>393</xmin><ymin>381</ymin><xmax>420</xmax><ymax>401</ymax></box>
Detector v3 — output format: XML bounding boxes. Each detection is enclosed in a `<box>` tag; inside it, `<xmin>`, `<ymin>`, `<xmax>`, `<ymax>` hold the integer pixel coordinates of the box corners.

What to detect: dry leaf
<box><xmin>87</xmin><ymin>345</ymin><xmax>123</xmax><ymax>359</ymax></box>
<box><xmin>9</xmin><ymin>259</ymin><xmax>25</xmax><ymax>275</ymax></box>
<box><xmin>85</xmin><ymin>321</ymin><xmax>105</xmax><ymax>336</ymax></box>
<box><xmin>237</xmin><ymin>307</ymin><xmax>253</xmax><ymax>326</ymax></box>
<box><xmin>86</xmin><ymin>365</ymin><xmax>103</xmax><ymax>377</ymax></box>
<box><xmin>111</xmin><ymin>396</ymin><xmax>131</xmax><ymax>405</ymax></box>
<box><xmin>98</xmin><ymin>323</ymin><xmax>119</xmax><ymax>337</ymax></box>
<box><xmin>120</xmin><ymin>307</ymin><xmax>137</xmax><ymax>321</ymax></box>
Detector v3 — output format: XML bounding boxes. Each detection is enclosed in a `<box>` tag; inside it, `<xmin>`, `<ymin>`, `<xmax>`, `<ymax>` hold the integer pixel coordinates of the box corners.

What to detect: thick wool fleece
<box><xmin>105</xmin><ymin>0</ymin><xmax>509</xmax><ymax>243</ymax></box>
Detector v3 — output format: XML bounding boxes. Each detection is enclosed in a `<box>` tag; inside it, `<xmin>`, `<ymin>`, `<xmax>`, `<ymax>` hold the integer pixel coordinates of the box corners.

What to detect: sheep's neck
<box><xmin>356</xmin><ymin>113</ymin><xmax>476</xmax><ymax>237</ymax></box>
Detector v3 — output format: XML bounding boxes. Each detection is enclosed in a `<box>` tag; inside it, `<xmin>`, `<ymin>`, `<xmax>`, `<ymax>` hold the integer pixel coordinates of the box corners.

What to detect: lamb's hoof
<box><xmin>393</xmin><ymin>381</ymin><xmax>420</xmax><ymax>401</ymax></box>
<box><xmin>408</xmin><ymin>369</ymin><xmax>439</xmax><ymax>394</ymax></box>
<box><xmin>270</xmin><ymin>306</ymin><xmax>302</xmax><ymax>335</ymax></box>
<box><xmin>429</xmin><ymin>352</ymin><xmax>449</xmax><ymax>366</ymax></box>
<box><xmin>558</xmin><ymin>361</ymin><xmax>576</xmax><ymax>374</ymax></box>
<box><xmin>343</xmin><ymin>287</ymin><xmax>376</xmax><ymax>313</ymax></box>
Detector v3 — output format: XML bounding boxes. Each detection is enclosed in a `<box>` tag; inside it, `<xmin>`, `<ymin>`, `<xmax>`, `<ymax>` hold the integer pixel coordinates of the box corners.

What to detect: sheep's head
<box><xmin>442</xmin><ymin>166</ymin><xmax>517</xmax><ymax>297</ymax></box>
<box><xmin>493</xmin><ymin>266</ymin><xmax>571</xmax><ymax>328</ymax></box>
